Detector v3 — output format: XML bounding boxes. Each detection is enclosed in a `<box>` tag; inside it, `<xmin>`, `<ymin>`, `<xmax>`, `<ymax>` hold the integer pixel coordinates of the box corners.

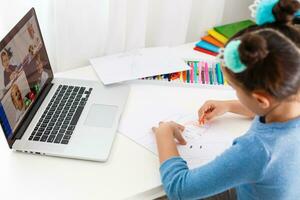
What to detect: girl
<box><xmin>152</xmin><ymin>0</ymin><xmax>300</xmax><ymax>199</ymax></box>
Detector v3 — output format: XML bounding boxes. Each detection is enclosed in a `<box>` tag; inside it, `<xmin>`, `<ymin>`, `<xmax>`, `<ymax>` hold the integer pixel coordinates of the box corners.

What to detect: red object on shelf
<box><xmin>193</xmin><ymin>47</ymin><xmax>218</xmax><ymax>56</ymax></box>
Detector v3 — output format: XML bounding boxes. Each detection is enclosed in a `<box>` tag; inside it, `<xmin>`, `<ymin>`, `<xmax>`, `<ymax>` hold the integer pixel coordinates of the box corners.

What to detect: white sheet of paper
<box><xmin>118</xmin><ymin>84</ymin><xmax>251</xmax><ymax>169</ymax></box>
<box><xmin>89</xmin><ymin>47</ymin><xmax>190</xmax><ymax>85</ymax></box>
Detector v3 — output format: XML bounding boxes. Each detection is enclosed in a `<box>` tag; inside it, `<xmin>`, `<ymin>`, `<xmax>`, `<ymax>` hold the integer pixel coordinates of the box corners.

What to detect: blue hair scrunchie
<box><xmin>224</xmin><ymin>40</ymin><xmax>247</xmax><ymax>73</ymax></box>
<box><xmin>256</xmin><ymin>0</ymin><xmax>279</xmax><ymax>25</ymax></box>
<box><xmin>252</xmin><ymin>0</ymin><xmax>300</xmax><ymax>25</ymax></box>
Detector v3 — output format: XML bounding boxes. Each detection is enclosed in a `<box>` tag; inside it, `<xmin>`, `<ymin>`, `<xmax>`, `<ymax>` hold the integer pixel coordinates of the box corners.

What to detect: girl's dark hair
<box><xmin>273</xmin><ymin>0</ymin><xmax>300</xmax><ymax>24</ymax></box>
<box><xmin>225</xmin><ymin>0</ymin><xmax>300</xmax><ymax>100</ymax></box>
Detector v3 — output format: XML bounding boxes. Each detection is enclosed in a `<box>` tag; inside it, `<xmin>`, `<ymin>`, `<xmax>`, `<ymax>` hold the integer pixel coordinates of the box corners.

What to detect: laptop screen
<box><xmin>0</xmin><ymin>8</ymin><xmax>53</xmax><ymax>140</ymax></box>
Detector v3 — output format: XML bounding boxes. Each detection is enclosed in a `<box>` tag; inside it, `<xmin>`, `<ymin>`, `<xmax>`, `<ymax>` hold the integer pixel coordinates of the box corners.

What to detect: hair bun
<box><xmin>239</xmin><ymin>34</ymin><xmax>269</xmax><ymax>66</ymax></box>
<box><xmin>273</xmin><ymin>0</ymin><xmax>300</xmax><ymax>24</ymax></box>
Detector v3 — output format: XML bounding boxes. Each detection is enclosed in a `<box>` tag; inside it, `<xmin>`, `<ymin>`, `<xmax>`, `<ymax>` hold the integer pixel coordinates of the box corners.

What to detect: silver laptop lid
<box><xmin>0</xmin><ymin>8</ymin><xmax>54</xmax><ymax>148</ymax></box>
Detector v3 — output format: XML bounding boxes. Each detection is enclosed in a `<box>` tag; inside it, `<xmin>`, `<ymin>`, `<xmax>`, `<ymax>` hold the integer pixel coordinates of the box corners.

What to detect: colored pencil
<box><xmin>190</xmin><ymin>62</ymin><xmax>194</xmax><ymax>83</ymax></box>
<box><xmin>216</xmin><ymin>63</ymin><xmax>222</xmax><ymax>85</ymax></box>
<box><xmin>183</xmin><ymin>71</ymin><xmax>187</xmax><ymax>82</ymax></box>
<box><xmin>220</xmin><ymin>67</ymin><xmax>224</xmax><ymax>84</ymax></box>
<box><xmin>194</xmin><ymin>62</ymin><xmax>198</xmax><ymax>83</ymax></box>
<box><xmin>180</xmin><ymin>71</ymin><xmax>183</xmax><ymax>81</ymax></box>
<box><xmin>204</xmin><ymin>62</ymin><xmax>209</xmax><ymax>84</ymax></box>
<box><xmin>212</xmin><ymin>64</ymin><xmax>217</xmax><ymax>85</ymax></box>
<box><xmin>187</xmin><ymin>69</ymin><xmax>190</xmax><ymax>83</ymax></box>
<box><xmin>209</xmin><ymin>68</ymin><xmax>213</xmax><ymax>85</ymax></box>
<box><xmin>198</xmin><ymin>62</ymin><xmax>202</xmax><ymax>83</ymax></box>
<box><xmin>201</xmin><ymin>67</ymin><xmax>205</xmax><ymax>84</ymax></box>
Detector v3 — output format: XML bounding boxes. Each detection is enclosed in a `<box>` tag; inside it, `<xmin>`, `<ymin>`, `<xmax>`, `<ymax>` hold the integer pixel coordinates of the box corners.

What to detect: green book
<box><xmin>214</xmin><ymin>20</ymin><xmax>256</xmax><ymax>39</ymax></box>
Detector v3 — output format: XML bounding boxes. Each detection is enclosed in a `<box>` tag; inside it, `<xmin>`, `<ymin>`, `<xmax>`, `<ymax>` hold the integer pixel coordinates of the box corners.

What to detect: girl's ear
<box><xmin>252</xmin><ymin>91</ymin><xmax>271</xmax><ymax>109</ymax></box>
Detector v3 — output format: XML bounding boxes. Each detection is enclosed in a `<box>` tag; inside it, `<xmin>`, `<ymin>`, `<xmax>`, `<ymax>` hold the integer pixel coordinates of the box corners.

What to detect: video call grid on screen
<box><xmin>0</xmin><ymin>13</ymin><xmax>53</xmax><ymax>139</ymax></box>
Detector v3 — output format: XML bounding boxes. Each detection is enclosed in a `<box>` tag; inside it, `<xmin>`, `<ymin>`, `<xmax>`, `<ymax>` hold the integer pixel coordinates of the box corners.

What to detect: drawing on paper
<box><xmin>120</xmin><ymin>112</ymin><xmax>235</xmax><ymax>169</ymax></box>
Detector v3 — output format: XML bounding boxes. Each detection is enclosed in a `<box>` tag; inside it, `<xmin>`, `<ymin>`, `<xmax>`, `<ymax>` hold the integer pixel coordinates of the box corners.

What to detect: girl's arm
<box><xmin>153</xmin><ymin>121</ymin><xmax>269</xmax><ymax>199</ymax></box>
<box><xmin>227</xmin><ymin>100</ymin><xmax>255</xmax><ymax>118</ymax></box>
<box><xmin>156</xmin><ymin>132</ymin><xmax>269</xmax><ymax>199</ymax></box>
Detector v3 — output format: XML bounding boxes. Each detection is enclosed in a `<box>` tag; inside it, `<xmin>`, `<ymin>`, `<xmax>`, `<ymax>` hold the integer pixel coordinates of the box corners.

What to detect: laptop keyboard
<box><xmin>28</xmin><ymin>85</ymin><xmax>92</xmax><ymax>144</ymax></box>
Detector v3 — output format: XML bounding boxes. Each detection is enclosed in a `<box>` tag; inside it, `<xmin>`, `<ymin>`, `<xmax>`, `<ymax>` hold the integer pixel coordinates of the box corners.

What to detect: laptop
<box><xmin>0</xmin><ymin>8</ymin><xmax>129</xmax><ymax>161</ymax></box>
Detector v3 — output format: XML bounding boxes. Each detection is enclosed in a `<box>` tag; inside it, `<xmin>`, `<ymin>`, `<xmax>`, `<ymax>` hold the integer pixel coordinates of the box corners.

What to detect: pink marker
<box><xmin>205</xmin><ymin>62</ymin><xmax>209</xmax><ymax>84</ymax></box>
<box><xmin>190</xmin><ymin>62</ymin><xmax>194</xmax><ymax>83</ymax></box>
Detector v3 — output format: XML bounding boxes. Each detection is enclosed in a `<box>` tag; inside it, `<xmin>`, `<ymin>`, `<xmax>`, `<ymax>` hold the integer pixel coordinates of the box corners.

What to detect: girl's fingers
<box><xmin>199</xmin><ymin>116</ymin><xmax>206</xmax><ymax>125</ymax></box>
<box><xmin>198</xmin><ymin>105</ymin><xmax>208</xmax><ymax>119</ymax></box>
<box><xmin>203</xmin><ymin>109</ymin><xmax>218</xmax><ymax>121</ymax></box>
<box><xmin>199</xmin><ymin>107</ymin><xmax>215</xmax><ymax>123</ymax></box>
<box><xmin>174</xmin><ymin>129</ymin><xmax>186</xmax><ymax>145</ymax></box>
<box><xmin>198</xmin><ymin>103</ymin><xmax>214</xmax><ymax>119</ymax></box>
<box><xmin>171</xmin><ymin>121</ymin><xmax>185</xmax><ymax>131</ymax></box>
<box><xmin>179</xmin><ymin>125</ymin><xmax>185</xmax><ymax>131</ymax></box>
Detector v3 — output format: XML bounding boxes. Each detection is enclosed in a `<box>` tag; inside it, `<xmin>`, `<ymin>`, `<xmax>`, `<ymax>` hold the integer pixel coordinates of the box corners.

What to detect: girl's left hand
<box><xmin>152</xmin><ymin>121</ymin><xmax>187</xmax><ymax>145</ymax></box>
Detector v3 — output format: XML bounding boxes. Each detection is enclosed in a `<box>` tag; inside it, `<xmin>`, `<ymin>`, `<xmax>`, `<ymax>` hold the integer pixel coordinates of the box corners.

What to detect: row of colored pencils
<box><xmin>142</xmin><ymin>61</ymin><xmax>226</xmax><ymax>85</ymax></box>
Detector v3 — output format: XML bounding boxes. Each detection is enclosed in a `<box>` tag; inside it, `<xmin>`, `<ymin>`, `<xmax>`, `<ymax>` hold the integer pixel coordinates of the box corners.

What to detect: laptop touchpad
<box><xmin>84</xmin><ymin>104</ymin><xmax>118</xmax><ymax>128</ymax></box>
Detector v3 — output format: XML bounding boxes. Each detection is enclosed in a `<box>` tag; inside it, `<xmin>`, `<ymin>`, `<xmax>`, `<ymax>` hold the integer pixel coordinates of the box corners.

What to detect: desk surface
<box><xmin>0</xmin><ymin>48</ymin><xmax>250</xmax><ymax>200</ymax></box>
<box><xmin>0</xmin><ymin>67</ymin><xmax>164</xmax><ymax>200</ymax></box>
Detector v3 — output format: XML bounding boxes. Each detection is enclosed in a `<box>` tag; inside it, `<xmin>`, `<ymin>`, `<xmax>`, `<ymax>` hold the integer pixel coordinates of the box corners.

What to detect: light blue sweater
<box><xmin>160</xmin><ymin>116</ymin><xmax>300</xmax><ymax>200</ymax></box>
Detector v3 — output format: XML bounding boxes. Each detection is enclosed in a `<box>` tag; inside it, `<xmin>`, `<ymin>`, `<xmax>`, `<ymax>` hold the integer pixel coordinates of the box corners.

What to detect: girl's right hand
<box><xmin>198</xmin><ymin>100</ymin><xmax>230</xmax><ymax>125</ymax></box>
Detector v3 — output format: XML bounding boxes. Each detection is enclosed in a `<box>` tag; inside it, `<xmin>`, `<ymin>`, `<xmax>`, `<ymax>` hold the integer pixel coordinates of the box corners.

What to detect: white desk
<box><xmin>0</xmin><ymin>66</ymin><xmax>164</xmax><ymax>200</ymax></box>
<box><xmin>0</xmin><ymin>51</ymin><xmax>251</xmax><ymax>200</ymax></box>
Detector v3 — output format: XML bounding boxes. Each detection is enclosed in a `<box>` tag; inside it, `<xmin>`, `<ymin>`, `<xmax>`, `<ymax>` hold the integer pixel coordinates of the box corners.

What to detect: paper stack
<box><xmin>90</xmin><ymin>47</ymin><xmax>190</xmax><ymax>85</ymax></box>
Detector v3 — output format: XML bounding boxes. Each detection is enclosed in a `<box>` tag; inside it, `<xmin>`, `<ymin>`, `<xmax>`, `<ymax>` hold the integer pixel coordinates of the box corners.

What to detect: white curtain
<box><xmin>0</xmin><ymin>0</ymin><xmax>253</xmax><ymax>72</ymax></box>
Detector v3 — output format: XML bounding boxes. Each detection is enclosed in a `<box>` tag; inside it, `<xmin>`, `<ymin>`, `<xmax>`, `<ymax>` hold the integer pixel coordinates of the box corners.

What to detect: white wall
<box><xmin>222</xmin><ymin>0</ymin><xmax>254</xmax><ymax>24</ymax></box>
<box><xmin>0</xmin><ymin>0</ymin><xmax>254</xmax><ymax>72</ymax></box>
<box><xmin>186</xmin><ymin>0</ymin><xmax>253</xmax><ymax>43</ymax></box>
<box><xmin>0</xmin><ymin>0</ymin><xmax>56</xmax><ymax>70</ymax></box>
